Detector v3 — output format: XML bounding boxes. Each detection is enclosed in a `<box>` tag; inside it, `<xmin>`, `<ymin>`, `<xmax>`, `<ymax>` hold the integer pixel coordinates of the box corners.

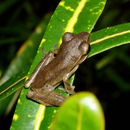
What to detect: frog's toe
<box><xmin>68</xmin><ymin>90</ymin><xmax>75</xmax><ymax>95</ymax></box>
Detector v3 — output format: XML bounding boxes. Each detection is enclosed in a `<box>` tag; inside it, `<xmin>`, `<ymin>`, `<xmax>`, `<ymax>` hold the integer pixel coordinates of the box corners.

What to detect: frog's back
<box><xmin>31</xmin><ymin>32</ymin><xmax>89</xmax><ymax>89</ymax></box>
<box><xmin>31</xmin><ymin>51</ymin><xmax>78</xmax><ymax>89</ymax></box>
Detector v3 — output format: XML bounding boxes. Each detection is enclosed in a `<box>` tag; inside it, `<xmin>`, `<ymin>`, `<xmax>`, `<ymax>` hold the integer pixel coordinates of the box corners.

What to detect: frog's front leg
<box><xmin>25</xmin><ymin>50</ymin><xmax>58</xmax><ymax>88</ymax></box>
<box><xmin>63</xmin><ymin>56</ymin><xmax>88</xmax><ymax>94</ymax></box>
<box><xmin>27</xmin><ymin>88</ymin><xmax>66</xmax><ymax>106</ymax></box>
<box><xmin>63</xmin><ymin>65</ymin><xmax>79</xmax><ymax>94</ymax></box>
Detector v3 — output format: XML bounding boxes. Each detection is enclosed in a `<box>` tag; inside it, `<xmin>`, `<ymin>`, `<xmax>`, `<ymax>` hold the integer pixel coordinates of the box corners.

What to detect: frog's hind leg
<box><xmin>43</xmin><ymin>91</ymin><xmax>66</xmax><ymax>106</ymax></box>
<box><xmin>27</xmin><ymin>89</ymin><xmax>65</xmax><ymax>106</ymax></box>
<box><xmin>27</xmin><ymin>90</ymin><xmax>52</xmax><ymax>106</ymax></box>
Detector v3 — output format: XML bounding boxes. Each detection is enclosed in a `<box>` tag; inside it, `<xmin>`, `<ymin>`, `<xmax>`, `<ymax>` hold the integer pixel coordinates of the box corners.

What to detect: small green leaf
<box><xmin>51</xmin><ymin>92</ymin><xmax>105</xmax><ymax>130</ymax></box>
<box><xmin>0</xmin><ymin>72</ymin><xmax>26</xmax><ymax>101</ymax></box>
<box><xmin>89</xmin><ymin>23</ymin><xmax>130</xmax><ymax>57</ymax></box>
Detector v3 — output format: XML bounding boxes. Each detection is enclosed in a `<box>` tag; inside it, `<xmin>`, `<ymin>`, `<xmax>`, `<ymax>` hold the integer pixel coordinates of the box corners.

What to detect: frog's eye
<box><xmin>62</xmin><ymin>32</ymin><xmax>74</xmax><ymax>42</ymax></box>
<box><xmin>79</xmin><ymin>41</ymin><xmax>90</xmax><ymax>54</ymax></box>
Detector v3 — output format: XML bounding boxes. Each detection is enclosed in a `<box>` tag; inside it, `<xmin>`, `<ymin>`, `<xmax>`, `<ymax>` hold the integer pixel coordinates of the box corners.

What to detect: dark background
<box><xmin>0</xmin><ymin>0</ymin><xmax>130</xmax><ymax>130</ymax></box>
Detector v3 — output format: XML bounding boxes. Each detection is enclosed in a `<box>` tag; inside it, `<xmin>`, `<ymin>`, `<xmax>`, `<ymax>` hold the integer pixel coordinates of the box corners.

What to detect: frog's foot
<box><xmin>27</xmin><ymin>89</ymin><xmax>66</xmax><ymax>106</ymax></box>
<box><xmin>58</xmin><ymin>85</ymin><xmax>75</xmax><ymax>94</ymax></box>
<box><xmin>63</xmin><ymin>80</ymin><xmax>75</xmax><ymax>95</ymax></box>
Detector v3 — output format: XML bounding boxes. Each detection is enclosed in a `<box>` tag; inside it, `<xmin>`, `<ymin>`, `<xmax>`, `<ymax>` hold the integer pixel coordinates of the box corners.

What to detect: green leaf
<box><xmin>0</xmin><ymin>72</ymin><xmax>26</xmax><ymax>101</ymax></box>
<box><xmin>51</xmin><ymin>92</ymin><xmax>105</xmax><ymax>130</ymax></box>
<box><xmin>11</xmin><ymin>0</ymin><xmax>106</xmax><ymax>130</ymax></box>
<box><xmin>89</xmin><ymin>23</ymin><xmax>130</xmax><ymax>57</ymax></box>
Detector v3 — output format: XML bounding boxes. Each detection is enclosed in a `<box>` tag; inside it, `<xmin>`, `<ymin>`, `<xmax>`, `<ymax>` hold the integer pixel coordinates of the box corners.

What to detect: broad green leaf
<box><xmin>89</xmin><ymin>23</ymin><xmax>130</xmax><ymax>57</ymax></box>
<box><xmin>51</xmin><ymin>92</ymin><xmax>105</xmax><ymax>130</ymax></box>
<box><xmin>11</xmin><ymin>0</ymin><xmax>106</xmax><ymax>130</ymax></box>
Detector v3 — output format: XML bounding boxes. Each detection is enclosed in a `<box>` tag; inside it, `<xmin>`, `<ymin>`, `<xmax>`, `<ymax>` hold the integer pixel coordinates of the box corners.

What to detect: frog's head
<box><xmin>62</xmin><ymin>32</ymin><xmax>90</xmax><ymax>55</ymax></box>
<box><xmin>63</xmin><ymin>32</ymin><xmax>90</xmax><ymax>43</ymax></box>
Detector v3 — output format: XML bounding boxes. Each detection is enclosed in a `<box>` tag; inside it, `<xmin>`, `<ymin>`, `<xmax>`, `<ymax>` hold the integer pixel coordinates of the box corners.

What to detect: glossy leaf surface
<box><xmin>51</xmin><ymin>92</ymin><xmax>105</xmax><ymax>130</ymax></box>
<box><xmin>89</xmin><ymin>23</ymin><xmax>130</xmax><ymax>57</ymax></box>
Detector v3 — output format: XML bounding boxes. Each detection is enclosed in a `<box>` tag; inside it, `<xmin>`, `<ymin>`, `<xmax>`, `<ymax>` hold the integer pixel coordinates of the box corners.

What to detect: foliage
<box><xmin>0</xmin><ymin>0</ymin><xmax>130</xmax><ymax>130</ymax></box>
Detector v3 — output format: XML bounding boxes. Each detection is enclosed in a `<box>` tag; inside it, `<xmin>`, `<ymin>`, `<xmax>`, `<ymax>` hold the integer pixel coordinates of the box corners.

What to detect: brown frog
<box><xmin>24</xmin><ymin>32</ymin><xmax>90</xmax><ymax>106</ymax></box>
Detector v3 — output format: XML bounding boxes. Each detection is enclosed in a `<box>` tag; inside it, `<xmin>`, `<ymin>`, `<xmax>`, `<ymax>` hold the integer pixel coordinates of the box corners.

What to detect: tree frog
<box><xmin>24</xmin><ymin>32</ymin><xmax>90</xmax><ymax>106</ymax></box>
